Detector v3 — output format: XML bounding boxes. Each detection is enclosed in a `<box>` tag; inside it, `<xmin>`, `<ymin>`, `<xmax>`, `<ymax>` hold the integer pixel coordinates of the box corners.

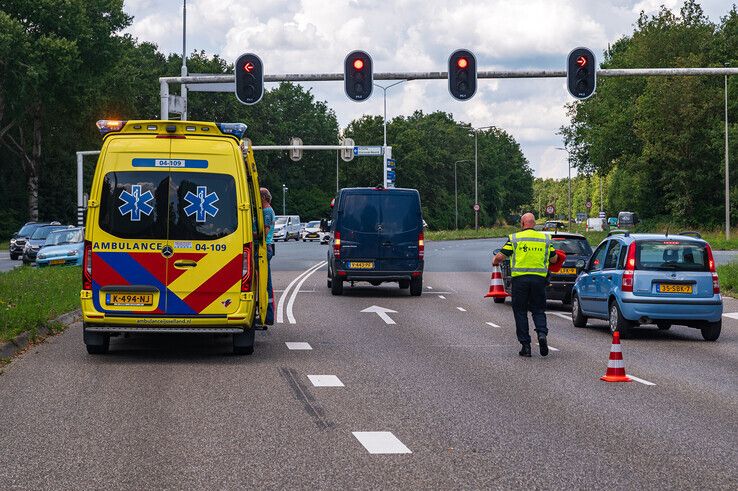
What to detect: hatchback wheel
<box><xmin>700</xmin><ymin>320</ymin><xmax>721</xmax><ymax>341</ymax></box>
<box><xmin>609</xmin><ymin>300</ymin><xmax>635</xmax><ymax>338</ymax></box>
<box><xmin>571</xmin><ymin>294</ymin><xmax>588</xmax><ymax>328</ymax></box>
<box><xmin>656</xmin><ymin>322</ymin><xmax>671</xmax><ymax>331</ymax></box>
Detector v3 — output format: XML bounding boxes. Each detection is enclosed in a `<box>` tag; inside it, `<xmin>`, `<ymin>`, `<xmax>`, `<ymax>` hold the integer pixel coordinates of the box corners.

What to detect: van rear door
<box><xmin>338</xmin><ymin>192</ymin><xmax>381</xmax><ymax>268</ymax></box>
<box><xmin>377</xmin><ymin>192</ymin><xmax>422</xmax><ymax>271</ymax></box>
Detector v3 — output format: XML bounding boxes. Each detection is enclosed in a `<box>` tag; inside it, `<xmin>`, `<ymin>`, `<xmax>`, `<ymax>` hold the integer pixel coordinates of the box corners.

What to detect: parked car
<box><xmin>320</xmin><ymin>220</ymin><xmax>332</xmax><ymax>244</ymax></box>
<box><xmin>499</xmin><ymin>232</ymin><xmax>593</xmax><ymax>305</ymax></box>
<box><xmin>9</xmin><ymin>222</ymin><xmax>59</xmax><ymax>260</ymax></box>
<box><xmin>37</xmin><ymin>227</ymin><xmax>85</xmax><ymax>267</ymax></box>
<box><xmin>617</xmin><ymin>211</ymin><xmax>639</xmax><ymax>228</ymax></box>
<box><xmin>327</xmin><ymin>187</ymin><xmax>424</xmax><ymax>296</ymax></box>
<box><xmin>22</xmin><ymin>224</ymin><xmax>70</xmax><ymax>264</ymax></box>
<box><xmin>571</xmin><ymin>232</ymin><xmax>722</xmax><ymax>340</ymax></box>
<box><xmin>273</xmin><ymin>215</ymin><xmax>301</xmax><ymax>241</ymax></box>
<box><xmin>302</xmin><ymin>220</ymin><xmax>322</xmax><ymax>241</ymax></box>
<box><xmin>608</xmin><ymin>217</ymin><xmax>618</xmax><ymax>227</ymax></box>
<box><xmin>543</xmin><ymin>220</ymin><xmax>567</xmax><ymax>231</ymax></box>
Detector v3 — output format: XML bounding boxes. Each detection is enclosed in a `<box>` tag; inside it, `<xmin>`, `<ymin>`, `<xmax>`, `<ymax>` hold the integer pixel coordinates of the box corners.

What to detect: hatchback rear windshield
<box><xmin>636</xmin><ymin>240</ymin><xmax>709</xmax><ymax>271</ymax></box>
<box><xmin>551</xmin><ymin>237</ymin><xmax>592</xmax><ymax>256</ymax></box>
<box><xmin>46</xmin><ymin>229</ymin><xmax>83</xmax><ymax>246</ymax></box>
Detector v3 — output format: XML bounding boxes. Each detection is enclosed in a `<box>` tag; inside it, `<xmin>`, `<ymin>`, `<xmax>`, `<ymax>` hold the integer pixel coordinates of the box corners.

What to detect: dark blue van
<box><xmin>327</xmin><ymin>187</ymin><xmax>424</xmax><ymax>296</ymax></box>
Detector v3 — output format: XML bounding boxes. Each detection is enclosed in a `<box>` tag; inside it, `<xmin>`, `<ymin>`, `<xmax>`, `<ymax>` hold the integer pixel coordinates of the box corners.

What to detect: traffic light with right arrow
<box><xmin>567</xmin><ymin>47</ymin><xmax>596</xmax><ymax>100</ymax></box>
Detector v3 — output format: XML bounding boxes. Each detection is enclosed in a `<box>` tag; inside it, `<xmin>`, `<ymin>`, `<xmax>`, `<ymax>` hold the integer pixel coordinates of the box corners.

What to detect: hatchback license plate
<box><xmin>106</xmin><ymin>293</ymin><xmax>154</xmax><ymax>306</ymax></box>
<box><xmin>49</xmin><ymin>259</ymin><xmax>66</xmax><ymax>265</ymax></box>
<box><xmin>348</xmin><ymin>261</ymin><xmax>374</xmax><ymax>269</ymax></box>
<box><xmin>658</xmin><ymin>284</ymin><xmax>693</xmax><ymax>294</ymax></box>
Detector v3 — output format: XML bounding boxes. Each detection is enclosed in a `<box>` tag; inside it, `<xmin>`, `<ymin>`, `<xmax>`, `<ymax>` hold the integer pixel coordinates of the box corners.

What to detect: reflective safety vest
<box><xmin>501</xmin><ymin>229</ymin><xmax>554</xmax><ymax>277</ymax></box>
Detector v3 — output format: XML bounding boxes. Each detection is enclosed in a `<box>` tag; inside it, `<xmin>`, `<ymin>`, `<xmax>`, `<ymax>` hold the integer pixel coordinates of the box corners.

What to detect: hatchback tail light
<box><xmin>706</xmin><ymin>244</ymin><xmax>720</xmax><ymax>294</ymax></box>
<box><xmin>333</xmin><ymin>231</ymin><xmax>341</xmax><ymax>259</ymax></box>
<box><xmin>621</xmin><ymin>242</ymin><xmax>637</xmax><ymax>293</ymax></box>
<box><xmin>83</xmin><ymin>240</ymin><xmax>93</xmax><ymax>290</ymax></box>
<box><xmin>241</xmin><ymin>243</ymin><xmax>253</xmax><ymax>292</ymax></box>
<box><xmin>418</xmin><ymin>231</ymin><xmax>424</xmax><ymax>259</ymax></box>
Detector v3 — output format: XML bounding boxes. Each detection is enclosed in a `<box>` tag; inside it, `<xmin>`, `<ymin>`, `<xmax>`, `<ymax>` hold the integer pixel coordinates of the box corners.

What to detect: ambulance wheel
<box><xmin>233</xmin><ymin>329</ymin><xmax>255</xmax><ymax>355</ymax></box>
<box><xmin>409</xmin><ymin>276</ymin><xmax>422</xmax><ymax>296</ymax></box>
<box><xmin>84</xmin><ymin>330</ymin><xmax>110</xmax><ymax>355</ymax></box>
<box><xmin>493</xmin><ymin>297</ymin><xmax>505</xmax><ymax>304</ymax></box>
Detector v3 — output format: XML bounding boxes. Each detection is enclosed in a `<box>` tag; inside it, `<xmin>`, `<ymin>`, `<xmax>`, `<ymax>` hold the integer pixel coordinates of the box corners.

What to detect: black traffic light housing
<box><xmin>344</xmin><ymin>50</ymin><xmax>373</xmax><ymax>101</ymax></box>
<box><xmin>448</xmin><ymin>49</ymin><xmax>477</xmax><ymax>101</ymax></box>
<box><xmin>235</xmin><ymin>53</ymin><xmax>264</xmax><ymax>105</ymax></box>
<box><xmin>567</xmin><ymin>47</ymin><xmax>596</xmax><ymax>100</ymax></box>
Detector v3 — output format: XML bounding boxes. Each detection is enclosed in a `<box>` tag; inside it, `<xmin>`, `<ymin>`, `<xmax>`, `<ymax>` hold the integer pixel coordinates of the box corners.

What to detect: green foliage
<box><xmin>0</xmin><ymin>265</ymin><xmax>81</xmax><ymax>341</ymax></box>
<box><xmin>717</xmin><ymin>261</ymin><xmax>738</xmax><ymax>296</ymax></box>
<box><xmin>425</xmin><ymin>226</ymin><xmax>518</xmax><ymax>241</ymax></box>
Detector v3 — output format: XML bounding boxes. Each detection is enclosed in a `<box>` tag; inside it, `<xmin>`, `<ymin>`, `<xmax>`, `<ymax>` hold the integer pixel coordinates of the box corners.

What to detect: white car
<box><xmin>301</xmin><ymin>221</ymin><xmax>322</xmax><ymax>241</ymax></box>
<box><xmin>274</xmin><ymin>215</ymin><xmax>301</xmax><ymax>241</ymax></box>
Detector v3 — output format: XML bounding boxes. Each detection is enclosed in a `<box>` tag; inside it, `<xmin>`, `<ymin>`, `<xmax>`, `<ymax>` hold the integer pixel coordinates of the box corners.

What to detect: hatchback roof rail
<box><xmin>677</xmin><ymin>230</ymin><xmax>702</xmax><ymax>238</ymax></box>
<box><xmin>607</xmin><ymin>229</ymin><xmax>630</xmax><ymax>237</ymax></box>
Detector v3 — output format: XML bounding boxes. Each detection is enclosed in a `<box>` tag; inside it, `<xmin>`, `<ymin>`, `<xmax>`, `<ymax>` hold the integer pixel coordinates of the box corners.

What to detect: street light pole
<box><xmin>473</xmin><ymin>125</ymin><xmax>494</xmax><ymax>230</ymax></box>
<box><xmin>282</xmin><ymin>184</ymin><xmax>288</xmax><ymax>215</ymax></box>
<box><xmin>556</xmin><ymin>147</ymin><xmax>572</xmax><ymax>226</ymax></box>
<box><xmin>374</xmin><ymin>81</ymin><xmax>406</xmax><ymax>188</ymax></box>
<box><xmin>725</xmin><ymin>70</ymin><xmax>730</xmax><ymax>240</ymax></box>
<box><xmin>453</xmin><ymin>160</ymin><xmax>472</xmax><ymax>230</ymax></box>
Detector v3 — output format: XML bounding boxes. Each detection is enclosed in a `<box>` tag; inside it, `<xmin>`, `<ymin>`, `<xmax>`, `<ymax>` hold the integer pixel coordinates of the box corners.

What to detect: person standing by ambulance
<box><xmin>493</xmin><ymin>212</ymin><xmax>558</xmax><ymax>357</ymax></box>
<box><xmin>261</xmin><ymin>188</ymin><xmax>276</xmax><ymax>325</ymax></box>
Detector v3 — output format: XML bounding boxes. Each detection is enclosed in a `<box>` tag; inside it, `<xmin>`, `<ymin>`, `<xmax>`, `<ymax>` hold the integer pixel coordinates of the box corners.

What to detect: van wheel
<box><xmin>409</xmin><ymin>276</ymin><xmax>422</xmax><ymax>296</ymax></box>
<box><xmin>700</xmin><ymin>321</ymin><xmax>721</xmax><ymax>341</ymax></box>
<box><xmin>233</xmin><ymin>329</ymin><xmax>255</xmax><ymax>355</ymax></box>
<box><xmin>399</xmin><ymin>280</ymin><xmax>410</xmax><ymax>289</ymax></box>
<box><xmin>327</xmin><ymin>277</ymin><xmax>332</xmax><ymax>288</ymax></box>
<box><xmin>331</xmin><ymin>273</ymin><xmax>343</xmax><ymax>296</ymax></box>
<box><xmin>609</xmin><ymin>300</ymin><xmax>635</xmax><ymax>338</ymax></box>
<box><xmin>571</xmin><ymin>294</ymin><xmax>588</xmax><ymax>328</ymax></box>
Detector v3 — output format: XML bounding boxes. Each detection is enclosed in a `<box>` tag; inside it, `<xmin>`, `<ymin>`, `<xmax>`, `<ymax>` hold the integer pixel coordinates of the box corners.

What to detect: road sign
<box><xmin>576</xmin><ymin>212</ymin><xmax>587</xmax><ymax>222</ymax></box>
<box><xmin>341</xmin><ymin>138</ymin><xmax>354</xmax><ymax>161</ymax></box>
<box><xmin>353</xmin><ymin>146</ymin><xmax>383</xmax><ymax>156</ymax></box>
<box><xmin>473</xmin><ymin>203</ymin><xmax>481</xmax><ymax>212</ymax></box>
<box><xmin>386</xmin><ymin>158</ymin><xmax>396</xmax><ymax>188</ymax></box>
<box><xmin>599</xmin><ymin>211</ymin><xmax>606</xmax><ymax>218</ymax></box>
<box><xmin>586</xmin><ymin>200</ymin><xmax>592</xmax><ymax>209</ymax></box>
<box><xmin>289</xmin><ymin>137</ymin><xmax>302</xmax><ymax>161</ymax></box>
<box><xmin>546</xmin><ymin>205</ymin><xmax>555</xmax><ymax>215</ymax></box>
<box><xmin>168</xmin><ymin>95</ymin><xmax>186</xmax><ymax>114</ymax></box>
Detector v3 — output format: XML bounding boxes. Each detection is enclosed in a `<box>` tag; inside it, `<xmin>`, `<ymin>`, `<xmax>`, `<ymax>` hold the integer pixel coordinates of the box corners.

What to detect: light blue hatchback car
<box><xmin>571</xmin><ymin>231</ymin><xmax>722</xmax><ymax>341</ymax></box>
<box><xmin>36</xmin><ymin>227</ymin><xmax>85</xmax><ymax>267</ymax></box>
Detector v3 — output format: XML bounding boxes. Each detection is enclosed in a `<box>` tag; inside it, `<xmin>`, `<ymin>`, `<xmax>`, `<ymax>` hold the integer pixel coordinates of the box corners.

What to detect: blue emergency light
<box><xmin>96</xmin><ymin>120</ymin><xmax>127</xmax><ymax>135</ymax></box>
<box><xmin>216</xmin><ymin>123</ymin><xmax>248</xmax><ymax>139</ymax></box>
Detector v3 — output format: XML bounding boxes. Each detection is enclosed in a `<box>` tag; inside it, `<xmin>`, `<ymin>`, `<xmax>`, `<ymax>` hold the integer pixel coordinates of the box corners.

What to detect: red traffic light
<box><xmin>457</xmin><ymin>57</ymin><xmax>469</xmax><ymax>69</ymax></box>
<box><xmin>576</xmin><ymin>56</ymin><xmax>587</xmax><ymax>68</ymax></box>
<box><xmin>353</xmin><ymin>59</ymin><xmax>364</xmax><ymax>70</ymax></box>
<box><xmin>243</xmin><ymin>61</ymin><xmax>254</xmax><ymax>73</ymax></box>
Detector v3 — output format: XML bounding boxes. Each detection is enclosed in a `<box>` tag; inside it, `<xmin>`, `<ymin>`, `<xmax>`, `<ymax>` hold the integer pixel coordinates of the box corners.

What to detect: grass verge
<box><xmin>425</xmin><ymin>226</ymin><xmax>518</xmax><ymax>241</ymax></box>
<box><xmin>0</xmin><ymin>265</ymin><xmax>80</xmax><ymax>342</ymax></box>
<box><xmin>717</xmin><ymin>261</ymin><xmax>738</xmax><ymax>297</ymax></box>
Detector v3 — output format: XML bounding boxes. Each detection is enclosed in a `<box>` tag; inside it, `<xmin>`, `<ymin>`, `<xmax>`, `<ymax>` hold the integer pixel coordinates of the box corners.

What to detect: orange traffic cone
<box><xmin>600</xmin><ymin>331</ymin><xmax>632</xmax><ymax>382</ymax></box>
<box><xmin>484</xmin><ymin>265</ymin><xmax>509</xmax><ymax>299</ymax></box>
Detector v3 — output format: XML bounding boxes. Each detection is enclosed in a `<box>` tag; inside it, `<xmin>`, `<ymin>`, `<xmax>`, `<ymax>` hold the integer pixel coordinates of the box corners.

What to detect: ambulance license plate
<box><xmin>106</xmin><ymin>293</ymin><xmax>154</xmax><ymax>306</ymax></box>
<box><xmin>658</xmin><ymin>284</ymin><xmax>692</xmax><ymax>294</ymax></box>
<box><xmin>558</xmin><ymin>267</ymin><xmax>577</xmax><ymax>275</ymax></box>
<box><xmin>348</xmin><ymin>261</ymin><xmax>374</xmax><ymax>269</ymax></box>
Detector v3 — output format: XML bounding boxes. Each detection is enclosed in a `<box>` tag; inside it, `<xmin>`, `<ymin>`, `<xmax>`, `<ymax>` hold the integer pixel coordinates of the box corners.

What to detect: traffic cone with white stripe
<box><xmin>484</xmin><ymin>265</ymin><xmax>509</xmax><ymax>299</ymax></box>
<box><xmin>600</xmin><ymin>331</ymin><xmax>631</xmax><ymax>382</ymax></box>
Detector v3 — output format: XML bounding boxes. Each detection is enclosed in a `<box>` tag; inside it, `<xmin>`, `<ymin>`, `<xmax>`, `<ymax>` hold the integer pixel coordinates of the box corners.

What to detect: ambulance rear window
<box><xmin>99</xmin><ymin>172</ymin><xmax>169</xmax><ymax>239</ymax></box>
<box><xmin>168</xmin><ymin>173</ymin><xmax>238</xmax><ymax>240</ymax></box>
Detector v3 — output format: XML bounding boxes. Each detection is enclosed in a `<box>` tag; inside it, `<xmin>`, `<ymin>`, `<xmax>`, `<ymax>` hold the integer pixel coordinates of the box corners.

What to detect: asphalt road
<box><xmin>0</xmin><ymin>240</ymin><xmax>736</xmax><ymax>488</ymax></box>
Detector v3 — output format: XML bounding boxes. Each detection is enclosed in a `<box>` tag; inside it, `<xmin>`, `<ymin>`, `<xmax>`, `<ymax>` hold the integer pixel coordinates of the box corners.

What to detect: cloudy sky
<box><xmin>123</xmin><ymin>0</ymin><xmax>730</xmax><ymax>178</ymax></box>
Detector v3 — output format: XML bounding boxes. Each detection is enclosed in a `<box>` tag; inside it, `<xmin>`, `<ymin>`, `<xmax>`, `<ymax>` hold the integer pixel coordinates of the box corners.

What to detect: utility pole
<box><xmin>180</xmin><ymin>0</ymin><xmax>188</xmax><ymax>120</ymax></box>
<box><xmin>282</xmin><ymin>184</ymin><xmax>288</xmax><ymax>215</ymax></box>
<box><xmin>473</xmin><ymin>125</ymin><xmax>494</xmax><ymax>230</ymax></box>
<box><xmin>556</xmin><ymin>147</ymin><xmax>572</xmax><ymax>226</ymax></box>
<box><xmin>453</xmin><ymin>160</ymin><xmax>471</xmax><ymax>230</ymax></box>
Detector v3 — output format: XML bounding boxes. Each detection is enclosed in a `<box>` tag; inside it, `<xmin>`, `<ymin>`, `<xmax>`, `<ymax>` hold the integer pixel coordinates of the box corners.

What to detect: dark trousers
<box><xmin>265</xmin><ymin>244</ymin><xmax>274</xmax><ymax>325</ymax></box>
<box><xmin>511</xmin><ymin>275</ymin><xmax>548</xmax><ymax>344</ymax></box>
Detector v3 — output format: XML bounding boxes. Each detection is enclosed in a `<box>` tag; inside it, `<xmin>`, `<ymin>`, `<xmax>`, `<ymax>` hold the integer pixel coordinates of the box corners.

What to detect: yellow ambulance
<box><xmin>80</xmin><ymin>120</ymin><xmax>268</xmax><ymax>355</ymax></box>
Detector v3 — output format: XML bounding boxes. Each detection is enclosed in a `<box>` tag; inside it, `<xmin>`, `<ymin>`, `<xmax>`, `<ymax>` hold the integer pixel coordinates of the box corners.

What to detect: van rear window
<box><xmin>98</xmin><ymin>171</ymin><xmax>237</xmax><ymax>240</ymax></box>
<box><xmin>341</xmin><ymin>193</ymin><xmax>420</xmax><ymax>234</ymax></box>
<box><xmin>636</xmin><ymin>241</ymin><xmax>708</xmax><ymax>271</ymax></box>
<box><xmin>341</xmin><ymin>195</ymin><xmax>380</xmax><ymax>233</ymax></box>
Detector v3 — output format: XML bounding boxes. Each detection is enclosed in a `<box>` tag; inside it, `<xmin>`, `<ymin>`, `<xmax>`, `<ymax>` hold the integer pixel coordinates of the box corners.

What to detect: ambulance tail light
<box><xmin>83</xmin><ymin>240</ymin><xmax>93</xmax><ymax>290</ymax></box>
<box><xmin>706</xmin><ymin>244</ymin><xmax>720</xmax><ymax>293</ymax></box>
<box><xmin>241</xmin><ymin>243</ymin><xmax>253</xmax><ymax>292</ymax></box>
<box><xmin>621</xmin><ymin>242</ymin><xmax>637</xmax><ymax>293</ymax></box>
<box><xmin>418</xmin><ymin>231</ymin><xmax>425</xmax><ymax>259</ymax></box>
<box><xmin>333</xmin><ymin>231</ymin><xmax>341</xmax><ymax>259</ymax></box>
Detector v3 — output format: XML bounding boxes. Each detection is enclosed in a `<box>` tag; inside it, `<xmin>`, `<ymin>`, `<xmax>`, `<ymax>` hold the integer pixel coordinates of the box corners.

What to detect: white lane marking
<box><xmin>427</xmin><ymin>286</ymin><xmax>433</xmax><ymax>290</ymax></box>
<box><xmin>627</xmin><ymin>374</ymin><xmax>656</xmax><ymax>386</ymax></box>
<box><xmin>274</xmin><ymin>289</ymin><xmax>316</xmax><ymax>293</ymax></box>
<box><xmin>722</xmin><ymin>312</ymin><xmax>738</xmax><ymax>319</ymax></box>
<box><xmin>486</xmin><ymin>322</ymin><xmax>500</xmax><ymax>328</ymax></box>
<box><xmin>535</xmin><ymin>343</ymin><xmax>560</xmax><ymax>352</ymax></box>
<box><xmin>457</xmin><ymin>307</ymin><xmax>466</xmax><ymax>312</ymax></box>
<box><xmin>286</xmin><ymin>261</ymin><xmax>327</xmax><ymax>324</ymax></box>
<box><xmin>277</xmin><ymin>261</ymin><xmax>325</xmax><ymax>323</ymax></box>
<box><xmin>307</xmin><ymin>375</ymin><xmax>344</xmax><ymax>387</ymax></box>
<box><xmin>361</xmin><ymin>305</ymin><xmax>397</xmax><ymax>325</ymax></box>
<box><xmin>438</xmin><ymin>295</ymin><xmax>446</xmax><ymax>300</ymax></box>
<box><xmin>352</xmin><ymin>432</ymin><xmax>411</xmax><ymax>454</ymax></box>
<box><xmin>547</xmin><ymin>311</ymin><xmax>571</xmax><ymax>320</ymax></box>
<box><xmin>285</xmin><ymin>342</ymin><xmax>312</xmax><ymax>350</ymax></box>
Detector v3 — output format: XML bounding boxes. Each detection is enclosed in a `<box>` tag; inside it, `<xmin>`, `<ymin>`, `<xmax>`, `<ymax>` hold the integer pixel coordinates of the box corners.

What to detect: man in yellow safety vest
<box><xmin>493</xmin><ymin>213</ymin><xmax>558</xmax><ymax>357</ymax></box>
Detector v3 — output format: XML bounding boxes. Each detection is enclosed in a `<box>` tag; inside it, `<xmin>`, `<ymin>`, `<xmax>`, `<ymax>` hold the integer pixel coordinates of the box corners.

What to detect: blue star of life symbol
<box><xmin>183</xmin><ymin>186</ymin><xmax>219</xmax><ymax>223</ymax></box>
<box><xmin>118</xmin><ymin>185</ymin><xmax>154</xmax><ymax>221</ymax></box>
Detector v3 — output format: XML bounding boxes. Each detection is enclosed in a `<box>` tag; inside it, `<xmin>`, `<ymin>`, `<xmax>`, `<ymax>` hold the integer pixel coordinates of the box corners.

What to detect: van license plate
<box><xmin>658</xmin><ymin>284</ymin><xmax>693</xmax><ymax>294</ymax></box>
<box><xmin>106</xmin><ymin>293</ymin><xmax>154</xmax><ymax>306</ymax></box>
<box><xmin>348</xmin><ymin>261</ymin><xmax>374</xmax><ymax>269</ymax></box>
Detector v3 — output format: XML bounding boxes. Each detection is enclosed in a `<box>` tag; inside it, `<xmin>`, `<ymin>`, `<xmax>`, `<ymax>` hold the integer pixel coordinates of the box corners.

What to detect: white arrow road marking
<box><xmin>361</xmin><ymin>305</ymin><xmax>398</xmax><ymax>325</ymax></box>
<box><xmin>286</xmin><ymin>261</ymin><xmax>326</xmax><ymax>324</ymax></box>
<box><xmin>486</xmin><ymin>322</ymin><xmax>500</xmax><ymax>328</ymax></box>
<box><xmin>627</xmin><ymin>374</ymin><xmax>656</xmax><ymax>386</ymax></box>
<box><xmin>277</xmin><ymin>261</ymin><xmax>326</xmax><ymax>324</ymax></box>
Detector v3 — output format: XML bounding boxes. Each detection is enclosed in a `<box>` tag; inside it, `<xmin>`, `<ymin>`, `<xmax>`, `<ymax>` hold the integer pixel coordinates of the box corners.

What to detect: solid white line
<box><xmin>277</xmin><ymin>261</ymin><xmax>325</xmax><ymax>323</ymax></box>
<box><xmin>627</xmin><ymin>374</ymin><xmax>656</xmax><ymax>386</ymax></box>
<box><xmin>352</xmin><ymin>432</ymin><xmax>411</xmax><ymax>454</ymax></box>
<box><xmin>457</xmin><ymin>307</ymin><xmax>466</xmax><ymax>312</ymax></box>
<box><xmin>286</xmin><ymin>261</ymin><xmax>327</xmax><ymax>324</ymax></box>
<box><xmin>486</xmin><ymin>322</ymin><xmax>500</xmax><ymax>328</ymax></box>
<box><xmin>547</xmin><ymin>311</ymin><xmax>571</xmax><ymax>320</ymax></box>
<box><xmin>722</xmin><ymin>312</ymin><xmax>738</xmax><ymax>320</ymax></box>
<box><xmin>285</xmin><ymin>342</ymin><xmax>312</xmax><ymax>350</ymax></box>
<box><xmin>438</xmin><ymin>295</ymin><xmax>446</xmax><ymax>300</ymax></box>
<box><xmin>307</xmin><ymin>375</ymin><xmax>344</xmax><ymax>387</ymax></box>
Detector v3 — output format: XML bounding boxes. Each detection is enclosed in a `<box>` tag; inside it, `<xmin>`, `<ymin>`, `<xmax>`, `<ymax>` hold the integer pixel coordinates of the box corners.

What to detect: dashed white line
<box><xmin>547</xmin><ymin>311</ymin><xmax>571</xmax><ymax>320</ymax></box>
<box><xmin>536</xmin><ymin>342</ymin><xmax>560</xmax><ymax>352</ymax></box>
<box><xmin>457</xmin><ymin>307</ymin><xmax>467</xmax><ymax>312</ymax></box>
<box><xmin>438</xmin><ymin>295</ymin><xmax>446</xmax><ymax>300</ymax></box>
<box><xmin>352</xmin><ymin>432</ymin><xmax>411</xmax><ymax>454</ymax></box>
<box><xmin>722</xmin><ymin>312</ymin><xmax>738</xmax><ymax>320</ymax></box>
<box><xmin>427</xmin><ymin>286</ymin><xmax>433</xmax><ymax>290</ymax></box>
<box><xmin>307</xmin><ymin>375</ymin><xmax>344</xmax><ymax>387</ymax></box>
<box><xmin>627</xmin><ymin>374</ymin><xmax>656</xmax><ymax>386</ymax></box>
<box><xmin>285</xmin><ymin>342</ymin><xmax>312</xmax><ymax>350</ymax></box>
<box><xmin>486</xmin><ymin>322</ymin><xmax>500</xmax><ymax>328</ymax></box>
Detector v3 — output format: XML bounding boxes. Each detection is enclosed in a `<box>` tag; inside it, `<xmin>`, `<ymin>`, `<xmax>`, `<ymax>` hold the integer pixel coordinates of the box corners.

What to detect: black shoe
<box><xmin>538</xmin><ymin>336</ymin><xmax>549</xmax><ymax>356</ymax></box>
<box><xmin>519</xmin><ymin>344</ymin><xmax>532</xmax><ymax>357</ymax></box>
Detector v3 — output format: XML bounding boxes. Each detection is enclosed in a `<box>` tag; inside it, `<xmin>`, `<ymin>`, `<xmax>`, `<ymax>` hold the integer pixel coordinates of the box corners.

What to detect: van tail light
<box><xmin>333</xmin><ymin>231</ymin><xmax>341</xmax><ymax>259</ymax></box>
<box><xmin>418</xmin><ymin>231</ymin><xmax>425</xmax><ymax>259</ymax></box>
<box><xmin>83</xmin><ymin>240</ymin><xmax>93</xmax><ymax>290</ymax></box>
<box><xmin>706</xmin><ymin>244</ymin><xmax>720</xmax><ymax>294</ymax></box>
<box><xmin>241</xmin><ymin>243</ymin><xmax>253</xmax><ymax>292</ymax></box>
<box><xmin>621</xmin><ymin>242</ymin><xmax>637</xmax><ymax>293</ymax></box>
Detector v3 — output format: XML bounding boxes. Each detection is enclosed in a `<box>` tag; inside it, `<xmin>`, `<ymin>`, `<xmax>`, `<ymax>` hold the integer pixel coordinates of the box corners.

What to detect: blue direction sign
<box><xmin>353</xmin><ymin>146</ymin><xmax>383</xmax><ymax>156</ymax></box>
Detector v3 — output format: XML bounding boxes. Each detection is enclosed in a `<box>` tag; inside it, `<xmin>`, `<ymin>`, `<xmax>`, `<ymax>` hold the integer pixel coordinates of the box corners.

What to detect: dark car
<box><xmin>22</xmin><ymin>225</ymin><xmax>70</xmax><ymax>264</ymax></box>
<box><xmin>9</xmin><ymin>222</ymin><xmax>53</xmax><ymax>260</ymax></box>
<box><xmin>327</xmin><ymin>187</ymin><xmax>424</xmax><ymax>296</ymax></box>
<box><xmin>499</xmin><ymin>232</ymin><xmax>593</xmax><ymax>305</ymax></box>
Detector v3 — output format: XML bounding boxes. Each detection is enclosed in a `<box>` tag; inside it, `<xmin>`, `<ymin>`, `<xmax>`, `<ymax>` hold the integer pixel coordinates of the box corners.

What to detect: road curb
<box><xmin>0</xmin><ymin>309</ymin><xmax>81</xmax><ymax>360</ymax></box>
